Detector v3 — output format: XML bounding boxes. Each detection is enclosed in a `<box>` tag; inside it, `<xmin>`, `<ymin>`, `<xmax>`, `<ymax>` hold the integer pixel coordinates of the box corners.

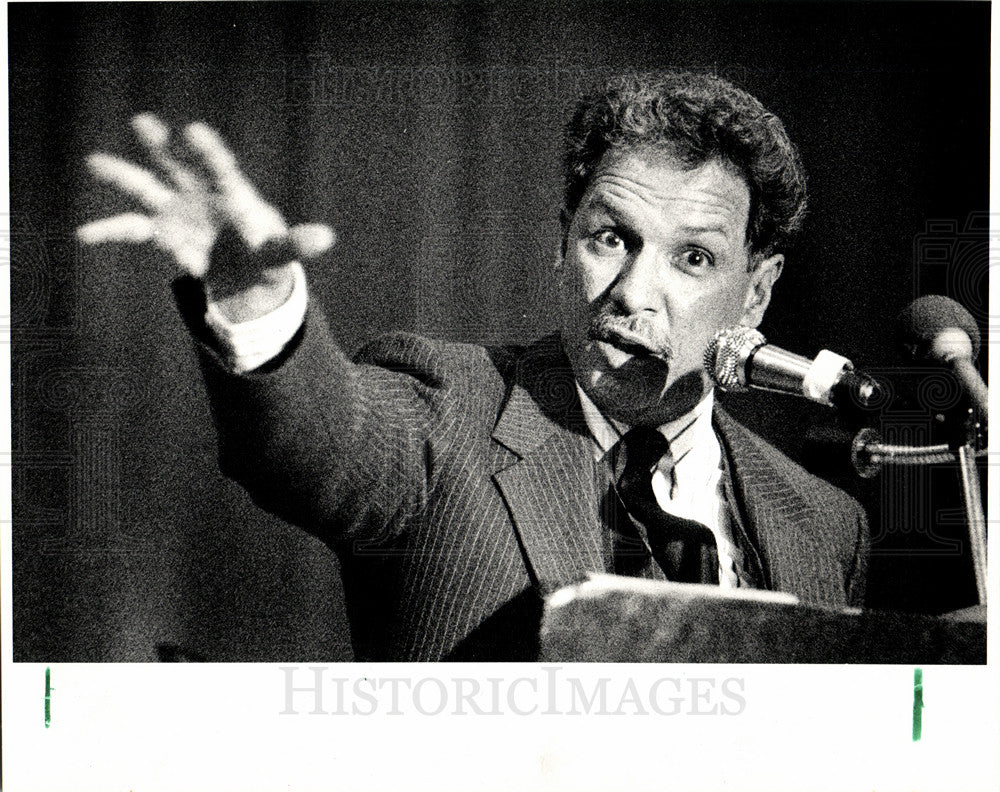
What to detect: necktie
<box><xmin>612</xmin><ymin>427</ymin><xmax>720</xmax><ymax>584</ymax></box>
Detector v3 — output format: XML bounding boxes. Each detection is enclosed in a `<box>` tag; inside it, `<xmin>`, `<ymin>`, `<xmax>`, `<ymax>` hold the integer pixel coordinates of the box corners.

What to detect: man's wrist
<box><xmin>204</xmin><ymin>262</ymin><xmax>308</xmax><ymax>373</ymax></box>
<box><xmin>206</xmin><ymin>263</ymin><xmax>298</xmax><ymax>324</ymax></box>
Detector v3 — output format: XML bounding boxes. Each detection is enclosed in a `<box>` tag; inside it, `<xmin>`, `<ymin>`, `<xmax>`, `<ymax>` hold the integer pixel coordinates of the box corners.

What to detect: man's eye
<box><xmin>591</xmin><ymin>229</ymin><xmax>625</xmax><ymax>251</ymax></box>
<box><xmin>681</xmin><ymin>249</ymin><xmax>714</xmax><ymax>268</ymax></box>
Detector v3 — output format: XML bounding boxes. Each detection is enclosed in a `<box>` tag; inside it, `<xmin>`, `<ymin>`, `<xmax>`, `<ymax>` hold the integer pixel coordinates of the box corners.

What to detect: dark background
<box><xmin>11</xmin><ymin>1</ymin><xmax>989</xmax><ymax>661</ymax></box>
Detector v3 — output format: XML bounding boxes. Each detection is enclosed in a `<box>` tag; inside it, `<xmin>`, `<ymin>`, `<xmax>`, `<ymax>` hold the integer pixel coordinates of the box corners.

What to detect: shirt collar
<box><xmin>575</xmin><ymin>383</ymin><xmax>716</xmax><ymax>457</ymax></box>
<box><xmin>575</xmin><ymin>383</ymin><xmax>720</xmax><ymax>495</ymax></box>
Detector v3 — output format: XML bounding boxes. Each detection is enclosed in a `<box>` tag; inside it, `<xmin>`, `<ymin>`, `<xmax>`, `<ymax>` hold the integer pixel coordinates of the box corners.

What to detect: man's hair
<box><xmin>562</xmin><ymin>71</ymin><xmax>808</xmax><ymax>258</ymax></box>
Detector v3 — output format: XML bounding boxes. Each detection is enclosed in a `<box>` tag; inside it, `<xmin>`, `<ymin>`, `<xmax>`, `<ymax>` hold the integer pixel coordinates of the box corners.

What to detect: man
<box><xmin>79</xmin><ymin>72</ymin><xmax>869</xmax><ymax>661</ymax></box>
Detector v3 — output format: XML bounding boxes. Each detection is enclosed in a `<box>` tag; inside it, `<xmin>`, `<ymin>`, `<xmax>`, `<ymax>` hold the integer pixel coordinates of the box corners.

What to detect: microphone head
<box><xmin>704</xmin><ymin>326</ymin><xmax>767</xmax><ymax>392</ymax></box>
<box><xmin>895</xmin><ymin>295</ymin><xmax>981</xmax><ymax>363</ymax></box>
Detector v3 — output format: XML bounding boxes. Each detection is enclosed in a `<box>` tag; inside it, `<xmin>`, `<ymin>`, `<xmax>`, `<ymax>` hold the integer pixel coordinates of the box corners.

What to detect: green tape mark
<box><xmin>912</xmin><ymin>667</ymin><xmax>923</xmax><ymax>741</ymax></box>
<box><xmin>44</xmin><ymin>667</ymin><xmax>51</xmax><ymax>729</ymax></box>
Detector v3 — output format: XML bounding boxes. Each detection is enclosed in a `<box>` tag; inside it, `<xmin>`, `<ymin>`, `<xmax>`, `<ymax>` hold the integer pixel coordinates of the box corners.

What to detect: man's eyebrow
<box><xmin>582</xmin><ymin>197</ymin><xmax>628</xmax><ymax>219</ymax></box>
<box><xmin>582</xmin><ymin>198</ymin><xmax>738</xmax><ymax>243</ymax></box>
<box><xmin>679</xmin><ymin>223</ymin><xmax>731</xmax><ymax>237</ymax></box>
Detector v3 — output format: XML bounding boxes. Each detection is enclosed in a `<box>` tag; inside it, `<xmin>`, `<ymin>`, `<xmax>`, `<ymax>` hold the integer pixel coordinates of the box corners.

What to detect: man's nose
<box><xmin>607</xmin><ymin>248</ymin><xmax>662</xmax><ymax>313</ymax></box>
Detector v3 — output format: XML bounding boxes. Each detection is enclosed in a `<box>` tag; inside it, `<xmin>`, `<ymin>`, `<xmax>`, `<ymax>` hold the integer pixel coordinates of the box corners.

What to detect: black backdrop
<box><xmin>11</xmin><ymin>1</ymin><xmax>989</xmax><ymax>661</ymax></box>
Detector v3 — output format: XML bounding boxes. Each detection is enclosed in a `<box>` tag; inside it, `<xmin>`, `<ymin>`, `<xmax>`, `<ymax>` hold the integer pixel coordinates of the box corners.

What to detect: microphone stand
<box><xmin>852</xmin><ymin>409</ymin><xmax>988</xmax><ymax>605</ymax></box>
<box><xmin>957</xmin><ymin>442</ymin><xmax>987</xmax><ymax>606</ymax></box>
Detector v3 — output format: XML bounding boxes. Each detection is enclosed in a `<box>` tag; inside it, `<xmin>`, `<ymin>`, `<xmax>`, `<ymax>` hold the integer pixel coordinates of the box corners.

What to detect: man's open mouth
<box><xmin>588</xmin><ymin>325</ymin><xmax>670</xmax><ymax>362</ymax></box>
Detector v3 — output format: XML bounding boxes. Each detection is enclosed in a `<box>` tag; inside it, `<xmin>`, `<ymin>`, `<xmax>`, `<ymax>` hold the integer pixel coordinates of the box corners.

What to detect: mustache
<box><xmin>587</xmin><ymin>310</ymin><xmax>672</xmax><ymax>362</ymax></box>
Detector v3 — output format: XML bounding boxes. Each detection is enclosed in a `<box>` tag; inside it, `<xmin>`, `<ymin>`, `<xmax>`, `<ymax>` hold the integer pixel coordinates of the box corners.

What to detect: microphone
<box><xmin>895</xmin><ymin>295</ymin><xmax>987</xmax><ymax>418</ymax></box>
<box><xmin>704</xmin><ymin>326</ymin><xmax>882</xmax><ymax>409</ymax></box>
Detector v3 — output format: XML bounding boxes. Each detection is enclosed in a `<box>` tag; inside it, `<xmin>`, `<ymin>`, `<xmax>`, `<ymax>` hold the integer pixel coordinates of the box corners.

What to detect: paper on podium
<box><xmin>540</xmin><ymin>573</ymin><xmax>985</xmax><ymax>663</ymax></box>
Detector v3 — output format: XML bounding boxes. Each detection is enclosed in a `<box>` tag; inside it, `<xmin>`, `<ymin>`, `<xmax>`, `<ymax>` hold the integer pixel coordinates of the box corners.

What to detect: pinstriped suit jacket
<box><xmin>195</xmin><ymin>301</ymin><xmax>869</xmax><ymax>661</ymax></box>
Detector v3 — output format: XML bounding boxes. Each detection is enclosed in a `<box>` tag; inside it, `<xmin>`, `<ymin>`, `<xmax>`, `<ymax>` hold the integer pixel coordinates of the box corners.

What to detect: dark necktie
<box><xmin>612</xmin><ymin>427</ymin><xmax>720</xmax><ymax>584</ymax></box>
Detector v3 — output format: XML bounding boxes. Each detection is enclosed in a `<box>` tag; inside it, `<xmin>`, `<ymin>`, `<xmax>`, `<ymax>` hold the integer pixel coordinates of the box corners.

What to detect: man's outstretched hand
<box><xmin>77</xmin><ymin>114</ymin><xmax>335</xmax><ymax>322</ymax></box>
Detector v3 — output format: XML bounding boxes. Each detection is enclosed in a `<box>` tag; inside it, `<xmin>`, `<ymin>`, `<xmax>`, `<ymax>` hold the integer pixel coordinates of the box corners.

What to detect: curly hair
<box><xmin>563</xmin><ymin>71</ymin><xmax>808</xmax><ymax>258</ymax></box>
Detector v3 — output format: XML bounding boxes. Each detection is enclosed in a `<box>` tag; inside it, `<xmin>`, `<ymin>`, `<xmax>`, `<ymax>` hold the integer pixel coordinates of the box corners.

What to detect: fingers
<box><xmin>183</xmin><ymin>122</ymin><xmax>246</xmax><ymax>190</ymax></box>
<box><xmin>181</xmin><ymin>121</ymin><xmax>287</xmax><ymax>247</ymax></box>
<box><xmin>224</xmin><ymin>223</ymin><xmax>335</xmax><ymax>275</ymax></box>
<box><xmin>86</xmin><ymin>153</ymin><xmax>175</xmax><ymax>211</ymax></box>
<box><xmin>288</xmin><ymin>223</ymin><xmax>337</xmax><ymax>259</ymax></box>
<box><xmin>132</xmin><ymin>113</ymin><xmax>202</xmax><ymax>194</ymax></box>
<box><xmin>132</xmin><ymin>113</ymin><xmax>170</xmax><ymax>150</ymax></box>
<box><xmin>77</xmin><ymin>213</ymin><xmax>155</xmax><ymax>245</ymax></box>
<box><xmin>83</xmin><ymin>116</ymin><xmax>310</xmax><ymax>271</ymax></box>
<box><xmin>75</xmin><ymin>212</ymin><xmax>212</xmax><ymax>276</ymax></box>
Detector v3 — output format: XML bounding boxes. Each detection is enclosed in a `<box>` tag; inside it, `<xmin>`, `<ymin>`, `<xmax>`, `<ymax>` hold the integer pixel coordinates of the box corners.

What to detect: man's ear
<box><xmin>740</xmin><ymin>253</ymin><xmax>783</xmax><ymax>328</ymax></box>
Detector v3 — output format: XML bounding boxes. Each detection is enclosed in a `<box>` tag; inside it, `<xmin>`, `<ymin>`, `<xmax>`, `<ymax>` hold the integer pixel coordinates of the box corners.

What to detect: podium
<box><xmin>539</xmin><ymin>575</ymin><xmax>986</xmax><ymax>663</ymax></box>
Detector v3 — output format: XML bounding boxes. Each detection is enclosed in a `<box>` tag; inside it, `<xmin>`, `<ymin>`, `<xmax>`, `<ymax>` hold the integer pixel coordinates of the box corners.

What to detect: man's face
<box><xmin>558</xmin><ymin>148</ymin><xmax>784</xmax><ymax>426</ymax></box>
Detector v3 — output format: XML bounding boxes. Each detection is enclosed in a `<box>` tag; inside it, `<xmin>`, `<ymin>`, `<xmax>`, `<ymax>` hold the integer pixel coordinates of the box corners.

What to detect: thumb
<box><xmin>223</xmin><ymin>222</ymin><xmax>336</xmax><ymax>274</ymax></box>
<box><xmin>288</xmin><ymin>223</ymin><xmax>337</xmax><ymax>260</ymax></box>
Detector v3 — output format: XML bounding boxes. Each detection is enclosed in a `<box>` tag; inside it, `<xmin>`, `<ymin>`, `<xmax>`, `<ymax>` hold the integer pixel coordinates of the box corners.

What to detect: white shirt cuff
<box><xmin>203</xmin><ymin>262</ymin><xmax>308</xmax><ymax>373</ymax></box>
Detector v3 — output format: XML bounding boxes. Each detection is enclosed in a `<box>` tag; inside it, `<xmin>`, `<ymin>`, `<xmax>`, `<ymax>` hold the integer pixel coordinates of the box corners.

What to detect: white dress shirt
<box><xmin>203</xmin><ymin>262</ymin><xmax>309</xmax><ymax>374</ymax></box>
<box><xmin>575</xmin><ymin>385</ymin><xmax>742</xmax><ymax>587</ymax></box>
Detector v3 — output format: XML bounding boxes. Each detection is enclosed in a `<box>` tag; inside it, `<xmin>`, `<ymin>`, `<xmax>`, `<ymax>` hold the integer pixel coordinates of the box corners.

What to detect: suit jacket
<box><xmin>192</xmin><ymin>299</ymin><xmax>869</xmax><ymax>662</ymax></box>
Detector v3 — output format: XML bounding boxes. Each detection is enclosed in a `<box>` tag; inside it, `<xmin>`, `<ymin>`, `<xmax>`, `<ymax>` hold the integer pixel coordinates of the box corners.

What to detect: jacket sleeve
<box><xmin>175</xmin><ymin>277</ymin><xmax>456</xmax><ymax>547</ymax></box>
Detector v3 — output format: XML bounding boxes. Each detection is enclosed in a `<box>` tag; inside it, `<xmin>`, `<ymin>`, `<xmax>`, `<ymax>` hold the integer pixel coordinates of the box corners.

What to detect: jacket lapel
<box><xmin>713</xmin><ymin>405</ymin><xmax>835</xmax><ymax>601</ymax></box>
<box><xmin>490</xmin><ymin>336</ymin><xmax>607</xmax><ymax>594</ymax></box>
